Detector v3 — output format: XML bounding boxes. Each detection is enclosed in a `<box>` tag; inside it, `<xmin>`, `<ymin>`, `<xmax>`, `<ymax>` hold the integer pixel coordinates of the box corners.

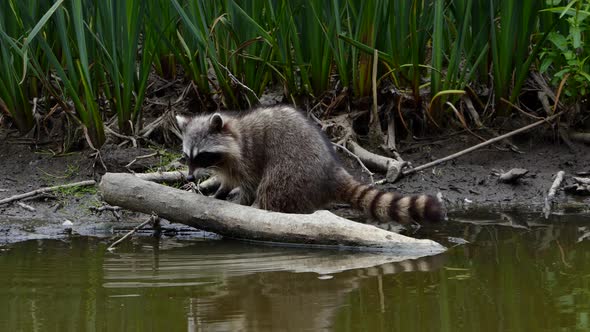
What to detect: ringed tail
<box><xmin>335</xmin><ymin>168</ymin><xmax>443</xmax><ymax>224</ymax></box>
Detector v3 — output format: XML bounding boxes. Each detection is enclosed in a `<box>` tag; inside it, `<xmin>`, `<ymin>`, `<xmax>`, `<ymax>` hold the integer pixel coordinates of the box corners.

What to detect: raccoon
<box><xmin>176</xmin><ymin>105</ymin><xmax>442</xmax><ymax>224</ymax></box>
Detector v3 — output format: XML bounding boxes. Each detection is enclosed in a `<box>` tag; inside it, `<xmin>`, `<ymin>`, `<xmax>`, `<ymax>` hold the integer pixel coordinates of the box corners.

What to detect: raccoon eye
<box><xmin>196</xmin><ymin>152</ymin><xmax>223</xmax><ymax>166</ymax></box>
<box><xmin>179</xmin><ymin>153</ymin><xmax>188</xmax><ymax>165</ymax></box>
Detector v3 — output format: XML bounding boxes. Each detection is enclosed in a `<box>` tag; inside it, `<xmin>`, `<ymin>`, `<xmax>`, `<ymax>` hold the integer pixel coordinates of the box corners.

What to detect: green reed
<box><xmin>0</xmin><ymin>0</ymin><xmax>580</xmax><ymax>145</ymax></box>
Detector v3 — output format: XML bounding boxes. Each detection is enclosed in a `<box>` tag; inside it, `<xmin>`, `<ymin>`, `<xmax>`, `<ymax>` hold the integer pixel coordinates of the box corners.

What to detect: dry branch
<box><xmin>107</xmin><ymin>215</ymin><xmax>159</xmax><ymax>251</ymax></box>
<box><xmin>498</xmin><ymin>168</ymin><xmax>529</xmax><ymax>184</ymax></box>
<box><xmin>405</xmin><ymin>112</ymin><xmax>564</xmax><ymax>176</ymax></box>
<box><xmin>16</xmin><ymin>202</ymin><xmax>36</xmax><ymax>212</ymax></box>
<box><xmin>565</xmin><ymin>176</ymin><xmax>590</xmax><ymax>196</ymax></box>
<box><xmin>544</xmin><ymin>171</ymin><xmax>565</xmax><ymax>219</ymax></box>
<box><xmin>99</xmin><ymin>173</ymin><xmax>446</xmax><ymax>254</ymax></box>
<box><xmin>0</xmin><ymin>171</ymin><xmax>189</xmax><ymax>206</ymax></box>
<box><xmin>0</xmin><ymin>180</ymin><xmax>96</xmax><ymax>206</ymax></box>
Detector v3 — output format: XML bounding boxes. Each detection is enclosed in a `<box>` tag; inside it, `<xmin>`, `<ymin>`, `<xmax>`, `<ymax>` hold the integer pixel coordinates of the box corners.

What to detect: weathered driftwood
<box><xmin>99</xmin><ymin>173</ymin><xmax>446</xmax><ymax>254</ymax></box>
<box><xmin>544</xmin><ymin>170</ymin><xmax>565</xmax><ymax>219</ymax></box>
<box><xmin>347</xmin><ymin>141</ymin><xmax>406</xmax><ymax>182</ymax></box>
<box><xmin>498</xmin><ymin>168</ymin><xmax>529</xmax><ymax>184</ymax></box>
<box><xmin>565</xmin><ymin>176</ymin><xmax>590</xmax><ymax>196</ymax></box>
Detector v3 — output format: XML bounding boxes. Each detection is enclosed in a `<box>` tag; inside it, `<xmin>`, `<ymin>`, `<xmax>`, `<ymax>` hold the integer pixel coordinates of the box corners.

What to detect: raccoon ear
<box><xmin>176</xmin><ymin>115</ymin><xmax>190</xmax><ymax>132</ymax></box>
<box><xmin>209</xmin><ymin>113</ymin><xmax>224</xmax><ymax>132</ymax></box>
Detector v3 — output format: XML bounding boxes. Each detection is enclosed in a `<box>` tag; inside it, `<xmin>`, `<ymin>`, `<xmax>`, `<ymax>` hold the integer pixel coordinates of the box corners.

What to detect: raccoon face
<box><xmin>176</xmin><ymin>113</ymin><xmax>239</xmax><ymax>179</ymax></box>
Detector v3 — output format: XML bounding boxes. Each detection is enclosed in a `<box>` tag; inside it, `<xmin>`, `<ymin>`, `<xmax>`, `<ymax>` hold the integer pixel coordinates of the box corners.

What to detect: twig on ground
<box><xmin>90</xmin><ymin>205</ymin><xmax>122</xmax><ymax>221</ymax></box>
<box><xmin>497</xmin><ymin>168</ymin><xmax>529</xmax><ymax>184</ymax></box>
<box><xmin>105</xmin><ymin>126</ymin><xmax>138</xmax><ymax>148</ymax></box>
<box><xmin>501</xmin><ymin>98</ymin><xmax>543</xmax><ymax>120</ymax></box>
<box><xmin>544</xmin><ymin>170</ymin><xmax>565</xmax><ymax>219</ymax></box>
<box><xmin>0</xmin><ymin>171</ymin><xmax>190</xmax><ymax>206</ymax></box>
<box><xmin>0</xmin><ymin>180</ymin><xmax>96</xmax><ymax>206</ymax></box>
<box><xmin>332</xmin><ymin>142</ymin><xmax>375</xmax><ymax>184</ymax></box>
<box><xmin>83</xmin><ymin>126</ymin><xmax>107</xmax><ymax>172</ymax></box>
<box><xmin>404</xmin><ymin>112</ymin><xmax>564</xmax><ymax>176</ymax></box>
<box><xmin>16</xmin><ymin>202</ymin><xmax>36</xmax><ymax>212</ymax></box>
<box><xmin>125</xmin><ymin>151</ymin><xmax>160</xmax><ymax>169</ymax></box>
<box><xmin>107</xmin><ymin>214</ymin><xmax>159</xmax><ymax>252</ymax></box>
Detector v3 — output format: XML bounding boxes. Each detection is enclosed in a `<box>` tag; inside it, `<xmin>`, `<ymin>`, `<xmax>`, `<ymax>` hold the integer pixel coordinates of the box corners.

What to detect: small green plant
<box><xmin>540</xmin><ymin>0</ymin><xmax>590</xmax><ymax>102</ymax></box>
<box><xmin>55</xmin><ymin>185</ymin><xmax>97</xmax><ymax>199</ymax></box>
<box><xmin>145</xmin><ymin>149</ymin><xmax>182</xmax><ymax>173</ymax></box>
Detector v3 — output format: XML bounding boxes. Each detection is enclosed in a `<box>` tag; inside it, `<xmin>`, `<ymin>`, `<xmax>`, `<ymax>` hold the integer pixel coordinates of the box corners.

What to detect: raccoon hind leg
<box><xmin>255</xmin><ymin>170</ymin><xmax>325</xmax><ymax>213</ymax></box>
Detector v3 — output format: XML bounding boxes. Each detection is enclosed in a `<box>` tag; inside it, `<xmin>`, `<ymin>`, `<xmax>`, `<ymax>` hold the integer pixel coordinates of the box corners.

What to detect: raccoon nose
<box><xmin>187</xmin><ymin>174</ymin><xmax>195</xmax><ymax>182</ymax></box>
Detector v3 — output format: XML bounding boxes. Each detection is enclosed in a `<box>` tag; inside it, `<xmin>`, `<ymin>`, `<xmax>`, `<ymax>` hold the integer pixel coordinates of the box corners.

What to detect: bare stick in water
<box><xmin>107</xmin><ymin>214</ymin><xmax>159</xmax><ymax>252</ymax></box>
<box><xmin>544</xmin><ymin>171</ymin><xmax>565</xmax><ymax>219</ymax></box>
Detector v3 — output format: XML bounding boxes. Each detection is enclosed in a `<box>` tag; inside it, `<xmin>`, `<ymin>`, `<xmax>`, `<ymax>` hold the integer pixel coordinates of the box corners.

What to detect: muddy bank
<box><xmin>0</xmin><ymin>132</ymin><xmax>588</xmax><ymax>244</ymax></box>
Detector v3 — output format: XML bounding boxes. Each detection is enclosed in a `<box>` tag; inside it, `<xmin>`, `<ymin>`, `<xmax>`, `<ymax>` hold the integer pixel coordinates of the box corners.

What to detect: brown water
<box><xmin>1</xmin><ymin>211</ymin><xmax>590</xmax><ymax>331</ymax></box>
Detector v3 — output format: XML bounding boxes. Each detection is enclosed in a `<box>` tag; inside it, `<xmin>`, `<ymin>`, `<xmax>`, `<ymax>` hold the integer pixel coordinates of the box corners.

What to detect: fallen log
<box><xmin>99</xmin><ymin>173</ymin><xmax>446</xmax><ymax>254</ymax></box>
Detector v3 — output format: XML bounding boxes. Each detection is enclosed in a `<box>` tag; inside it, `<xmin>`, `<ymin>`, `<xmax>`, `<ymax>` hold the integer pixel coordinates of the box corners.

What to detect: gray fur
<box><xmin>177</xmin><ymin>105</ymin><xmax>442</xmax><ymax>223</ymax></box>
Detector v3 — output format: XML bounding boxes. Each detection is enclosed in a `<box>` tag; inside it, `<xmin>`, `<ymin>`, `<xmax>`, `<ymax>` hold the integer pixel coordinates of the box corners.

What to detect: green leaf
<box><xmin>571</xmin><ymin>25</ymin><xmax>581</xmax><ymax>49</ymax></box>
<box><xmin>548</xmin><ymin>32</ymin><xmax>568</xmax><ymax>51</ymax></box>
<box><xmin>540</xmin><ymin>57</ymin><xmax>554</xmax><ymax>73</ymax></box>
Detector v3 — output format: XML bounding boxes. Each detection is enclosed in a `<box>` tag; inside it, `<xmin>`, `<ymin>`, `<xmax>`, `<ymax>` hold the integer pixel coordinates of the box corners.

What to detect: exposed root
<box><xmin>83</xmin><ymin>126</ymin><xmax>107</xmax><ymax>172</ymax></box>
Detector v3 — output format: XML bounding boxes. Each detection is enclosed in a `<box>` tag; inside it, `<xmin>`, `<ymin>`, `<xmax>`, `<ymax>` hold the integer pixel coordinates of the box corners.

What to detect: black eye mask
<box><xmin>191</xmin><ymin>151</ymin><xmax>223</xmax><ymax>168</ymax></box>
